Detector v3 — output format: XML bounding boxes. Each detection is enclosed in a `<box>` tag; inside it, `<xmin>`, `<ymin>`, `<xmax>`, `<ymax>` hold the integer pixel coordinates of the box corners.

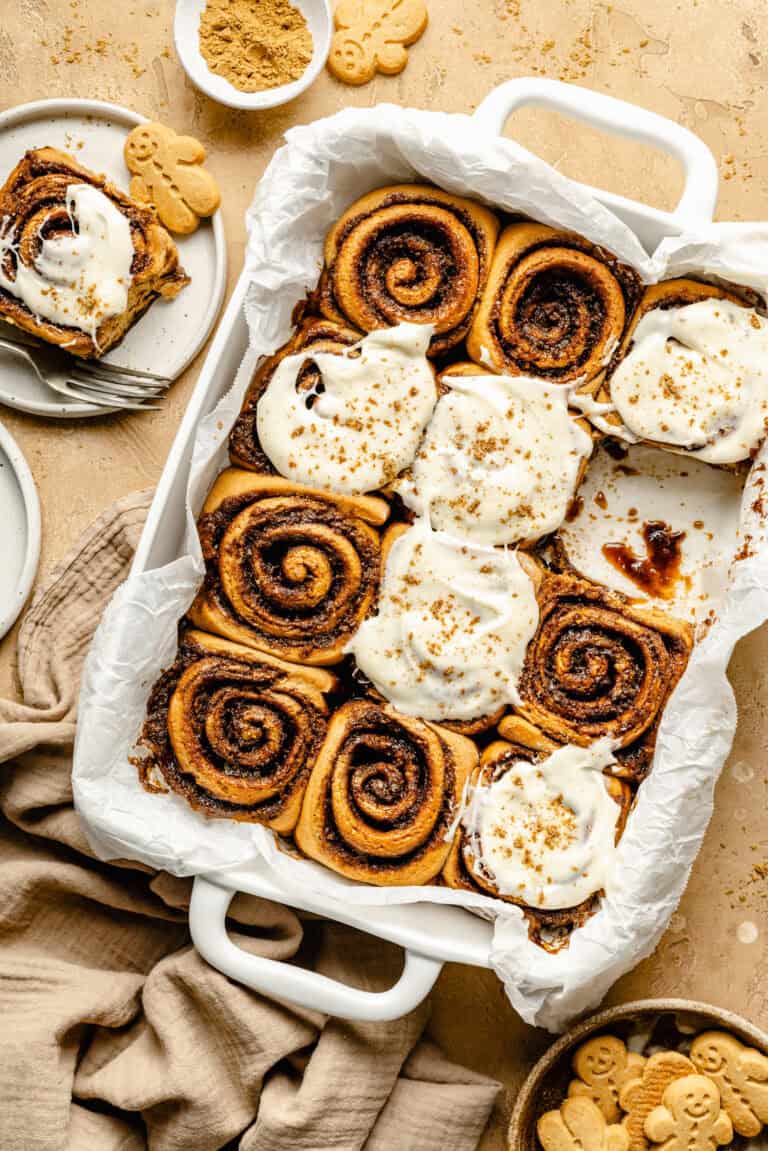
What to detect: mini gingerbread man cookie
<box><xmin>124</xmin><ymin>122</ymin><xmax>220</xmax><ymax>235</ymax></box>
<box><xmin>538</xmin><ymin>1096</ymin><xmax>630</xmax><ymax>1151</ymax></box>
<box><xmin>644</xmin><ymin>1074</ymin><xmax>733</xmax><ymax>1151</ymax></box>
<box><xmin>328</xmin><ymin>0</ymin><xmax>428</xmax><ymax>86</ymax></box>
<box><xmin>618</xmin><ymin>1051</ymin><xmax>695</xmax><ymax>1151</ymax></box>
<box><xmin>568</xmin><ymin>1036</ymin><xmax>647</xmax><ymax>1124</ymax></box>
<box><xmin>691</xmin><ymin>1030</ymin><xmax>768</xmax><ymax>1138</ymax></box>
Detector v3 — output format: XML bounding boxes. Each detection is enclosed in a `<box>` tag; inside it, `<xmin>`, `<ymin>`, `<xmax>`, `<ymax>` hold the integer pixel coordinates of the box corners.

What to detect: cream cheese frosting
<box><xmin>0</xmin><ymin>184</ymin><xmax>134</xmax><ymax>343</ymax></box>
<box><xmin>609</xmin><ymin>298</ymin><xmax>768</xmax><ymax>464</ymax></box>
<box><xmin>464</xmin><ymin>740</ymin><xmax>619</xmax><ymax>909</ymax></box>
<box><xmin>399</xmin><ymin>373</ymin><xmax>593</xmax><ymax>544</ymax></box>
<box><xmin>257</xmin><ymin>322</ymin><xmax>437</xmax><ymax>495</ymax></box>
<box><xmin>348</xmin><ymin>519</ymin><xmax>540</xmax><ymax>721</ymax></box>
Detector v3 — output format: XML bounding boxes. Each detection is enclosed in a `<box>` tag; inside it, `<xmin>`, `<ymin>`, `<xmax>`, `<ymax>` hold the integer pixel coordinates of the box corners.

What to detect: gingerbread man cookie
<box><xmin>568</xmin><ymin>1036</ymin><xmax>647</xmax><ymax>1124</ymax></box>
<box><xmin>691</xmin><ymin>1030</ymin><xmax>768</xmax><ymax>1137</ymax></box>
<box><xmin>328</xmin><ymin>0</ymin><xmax>428</xmax><ymax>86</ymax></box>
<box><xmin>619</xmin><ymin>1051</ymin><xmax>695</xmax><ymax>1151</ymax></box>
<box><xmin>124</xmin><ymin>122</ymin><xmax>220</xmax><ymax>235</ymax></box>
<box><xmin>644</xmin><ymin>1075</ymin><xmax>733</xmax><ymax>1151</ymax></box>
<box><xmin>538</xmin><ymin>1096</ymin><xmax>630</xmax><ymax>1151</ymax></box>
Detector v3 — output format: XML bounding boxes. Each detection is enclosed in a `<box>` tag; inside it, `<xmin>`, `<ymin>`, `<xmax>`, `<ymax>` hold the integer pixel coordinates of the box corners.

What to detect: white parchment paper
<box><xmin>73</xmin><ymin>105</ymin><xmax>768</xmax><ymax>1031</ymax></box>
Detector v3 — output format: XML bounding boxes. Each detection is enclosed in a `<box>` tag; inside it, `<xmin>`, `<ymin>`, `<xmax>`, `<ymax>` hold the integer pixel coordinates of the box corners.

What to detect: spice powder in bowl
<box><xmin>199</xmin><ymin>0</ymin><xmax>314</xmax><ymax>92</ymax></box>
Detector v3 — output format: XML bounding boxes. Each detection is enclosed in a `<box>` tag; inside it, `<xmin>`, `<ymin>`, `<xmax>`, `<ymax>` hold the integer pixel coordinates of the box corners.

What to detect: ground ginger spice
<box><xmin>199</xmin><ymin>0</ymin><xmax>313</xmax><ymax>93</ymax></box>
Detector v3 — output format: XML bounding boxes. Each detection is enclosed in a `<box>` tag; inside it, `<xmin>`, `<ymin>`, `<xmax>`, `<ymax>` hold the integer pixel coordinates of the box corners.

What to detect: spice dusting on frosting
<box><xmin>257</xmin><ymin>323</ymin><xmax>437</xmax><ymax>495</ymax></box>
<box><xmin>348</xmin><ymin>519</ymin><xmax>540</xmax><ymax>721</ymax></box>
<box><xmin>609</xmin><ymin>298</ymin><xmax>768</xmax><ymax>463</ymax></box>
<box><xmin>463</xmin><ymin>740</ymin><xmax>620</xmax><ymax>909</ymax></box>
<box><xmin>0</xmin><ymin>183</ymin><xmax>134</xmax><ymax>344</ymax></box>
<box><xmin>199</xmin><ymin>0</ymin><xmax>313</xmax><ymax>92</ymax></box>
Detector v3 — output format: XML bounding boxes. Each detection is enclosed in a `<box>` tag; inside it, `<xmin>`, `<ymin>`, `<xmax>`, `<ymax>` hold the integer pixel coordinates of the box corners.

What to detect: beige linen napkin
<box><xmin>0</xmin><ymin>492</ymin><xmax>500</xmax><ymax>1151</ymax></box>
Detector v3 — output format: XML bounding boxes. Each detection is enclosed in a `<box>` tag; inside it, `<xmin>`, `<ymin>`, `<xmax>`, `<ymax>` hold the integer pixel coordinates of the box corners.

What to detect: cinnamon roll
<box><xmin>315</xmin><ymin>184</ymin><xmax>500</xmax><ymax>355</ymax></box>
<box><xmin>505</xmin><ymin>565</ymin><xmax>693</xmax><ymax>780</ymax></box>
<box><xmin>599</xmin><ymin>279</ymin><xmax>768</xmax><ymax>464</ymax></box>
<box><xmin>188</xmin><ymin>470</ymin><xmax>390</xmax><ymax>666</ymax></box>
<box><xmin>397</xmin><ymin>366</ymin><xmax>593</xmax><ymax>545</ymax></box>
<box><xmin>0</xmin><ymin>147</ymin><xmax>188</xmax><ymax>357</ymax></box>
<box><xmin>229</xmin><ymin>318</ymin><xmax>361</xmax><ymax>472</ymax></box>
<box><xmin>136</xmin><ymin>630</ymin><xmax>336</xmax><ymax>832</ymax></box>
<box><xmin>466</xmin><ymin>223</ymin><xmax>641</xmax><ymax>387</ymax></box>
<box><xmin>443</xmin><ymin>718</ymin><xmax>631</xmax><ymax>950</ymax></box>
<box><xmin>295</xmin><ymin>698</ymin><xmax>477</xmax><ymax>885</ymax></box>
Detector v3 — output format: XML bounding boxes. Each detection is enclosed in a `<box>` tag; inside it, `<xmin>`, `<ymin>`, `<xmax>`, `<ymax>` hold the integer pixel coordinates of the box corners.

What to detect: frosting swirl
<box><xmin>608</xmin><ymin>298</ymin><xmax>768</xmax><ymax>464</ymax></box>
<box><xmin>399</xmin><ymin>370</ymin><xmax>593</xmax><ymax>544</ymax></box>
<box><xmin>257</xmin><ymin>323</ymin><xmax>437</xmax><ymax>494</ymax></box>
<box><xmin>348</xmin><ymin>520</ymin><xmax>540</xmax><ymax>721</ymax></box>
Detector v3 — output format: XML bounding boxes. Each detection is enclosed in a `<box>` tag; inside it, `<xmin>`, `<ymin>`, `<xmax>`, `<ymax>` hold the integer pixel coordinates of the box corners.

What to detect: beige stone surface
<box><xmin>1</xmin><ymin>1</ymin><xmax>767</xmax><ymax>1147</ymax></box>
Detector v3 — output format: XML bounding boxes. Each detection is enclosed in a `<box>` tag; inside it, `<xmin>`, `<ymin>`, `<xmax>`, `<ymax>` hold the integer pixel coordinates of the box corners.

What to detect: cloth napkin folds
<box><xmin>0</xmin><ymin>492</ymin><xmax>500</xmax><ymax>1151</ymax></box>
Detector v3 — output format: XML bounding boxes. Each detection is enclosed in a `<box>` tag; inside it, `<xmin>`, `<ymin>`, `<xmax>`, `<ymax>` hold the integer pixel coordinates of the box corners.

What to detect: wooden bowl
<box><xmin>508</xmin><ymin>998</ymin><xmax>768</xmax><ymax>1150</ymax></box>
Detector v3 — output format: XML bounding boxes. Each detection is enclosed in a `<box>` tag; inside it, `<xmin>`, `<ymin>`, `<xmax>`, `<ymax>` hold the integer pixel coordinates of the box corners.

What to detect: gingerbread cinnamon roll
<box><xmin>316</xmin><ymin>184</ymin><xmax>500</xmax><ymax>355</ymax></box>
<box><xmin>188</xmin><ymin>470</ymin><xmax>390</xmax><ymax>666</ymax></box>
<box><xmin>599</xmin><ymin>278</ymin><xmax>768</xmax><ymax>465</ymax></box>
<box><xmin>443</xmin><ymin>717</ymin><xmax>632</xmax><ymax>951</ymax></box>
<box><xmin>505</xmin><ymin>566</ymin><xmax>692</xmax><ymax>780</ymax></box>
<box><xmin>0</xmin><ymin>147</ymin><xmax>188</xmax><ymax>357</ymax></box>
<box><xmin>467</xmin><ymin>223</ymin><xmax>641</xmax><ymax>387</ymax></box>
<box><xmin>229</xmin><ymin>318</ymin><xmax>361</xmax><ymax>472</ymax></box>
<box><xmin>295</xmin><ymin>699</ymin><xmax>477</xmax><ymax>885</ymax></box>
<box><xmin>136</xmin><ymin>630</ymin><xmax>336</xmax><ymax>832</ymax></box>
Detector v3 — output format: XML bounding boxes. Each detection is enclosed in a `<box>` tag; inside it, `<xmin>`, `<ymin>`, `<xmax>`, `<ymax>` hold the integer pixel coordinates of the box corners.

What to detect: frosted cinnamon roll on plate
<box><xmin>597</xmin><ymin>279</ymin><xmax>768</xmax><ymax>465</ymax></box>
<box><xmin>467</xmin><ymin>222</ymin><xmax>641</xmax><ymax>390</ymax></box>
<box><xmin>443</xmin><ymin>716</ymin><xmax>631</xmax><ymax>950</ymax></box>
<box><xmin>136</xmin><ymin>629</ymin><xmax>335</xmax><ymax>832</ymax></box>
<box><xmin>315</xmin><ymin>184</ymin><xmax>500</xmax><ymax>355</ymax></box>
<box><xmin>0</xmin><ymin>147</ymin><xmax>188</xmax><ymax>357</ymax></box>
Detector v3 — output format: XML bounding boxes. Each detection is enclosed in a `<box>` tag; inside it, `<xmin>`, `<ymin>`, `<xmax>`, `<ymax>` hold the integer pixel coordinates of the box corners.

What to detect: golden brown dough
<box><xmin>316</xmin><ymin>184</ymin><xmax>499</xmax><ymax>355</ymax></box>
<box><xmin>136</xmin><ymin>629</ymin><xmax>336</xmax><ymax>832</ymax></box>
<box><xmin>467</xmin><ymin>222</ymin><xmax>641</xmax><ymax>388</ymax></box>
<box><xmin>295</xmin><ymin>698</ymin><xmax>477</xmax><ymax>885</ymax></box>
<box><xmin>188</xmin><ymin>470</ymin><xmax>390</xmax><ymax>666</ymax></box>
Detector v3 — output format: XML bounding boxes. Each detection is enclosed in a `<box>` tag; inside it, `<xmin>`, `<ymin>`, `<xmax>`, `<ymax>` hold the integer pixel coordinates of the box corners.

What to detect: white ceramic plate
<box><xmin>0</xmin><ymin>99</ymin><xmax>227</xmax><ymax>418</ymax></box>
<box><xmin>0</xmin><ymin>420</ymin><xmax>40</xmax><ymax>639</ymax></box>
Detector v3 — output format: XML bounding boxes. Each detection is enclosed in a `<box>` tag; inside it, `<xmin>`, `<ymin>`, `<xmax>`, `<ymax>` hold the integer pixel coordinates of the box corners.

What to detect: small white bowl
<box><xmin>174</xmin><ymin>0</ymin><xmax>332</xmax><ymax>111</ymax></box>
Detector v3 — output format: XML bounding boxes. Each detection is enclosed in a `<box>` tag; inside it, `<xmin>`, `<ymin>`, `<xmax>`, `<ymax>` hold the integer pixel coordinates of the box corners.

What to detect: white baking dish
<box><xmin>126</xmin><ymin>78</ymin><xmax>720</xmax><ymax>1023</ymax></box>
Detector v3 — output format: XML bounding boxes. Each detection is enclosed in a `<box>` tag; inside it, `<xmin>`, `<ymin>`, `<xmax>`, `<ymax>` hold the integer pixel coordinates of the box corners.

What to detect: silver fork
<box><xmin>0</xmin><ymin>333</ymin><xmax>172</xmax><ymax>411</ymax></box>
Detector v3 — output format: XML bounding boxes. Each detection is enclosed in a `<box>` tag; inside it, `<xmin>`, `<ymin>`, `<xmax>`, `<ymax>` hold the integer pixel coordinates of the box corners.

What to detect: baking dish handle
<box><xmin>189</xmin><ymin>876</ymin><xmax>444</xmax><ymax>1022</ymax></box>
<box><xmin>473</xmin><ymin>77</ymin><xmax>718</xmax><ymax>226</ymax></box>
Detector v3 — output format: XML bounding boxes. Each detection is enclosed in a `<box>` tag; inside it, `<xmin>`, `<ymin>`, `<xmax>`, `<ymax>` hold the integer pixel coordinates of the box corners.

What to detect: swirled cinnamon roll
<box><xmin>188</xmin><ymin>470</ymin><xmax>390</xmax><ymax>666</ymax></box>
<box><xmin>295</xmin><ymin>699</ymin><xmax>477</xmax><ymax>885</ymax></box>
<box><xmin>316</xmin><ymin>184</ymin><xmax>500</xmax><ymax>355</ymax></box>
<box><xmin>0</xmin><ymin>147</ymin><xmax>188</xmax><ymax>356</ymax></box>
<box><xmin>136</xmin><ymin>630</ymin><xmax>336</xmax><ymax>831</ymax></box>
<box><xmin>442</xmin><ymin>717</ymin><xmax>631</xmax><ymax>950</ymax></box>
<box><xmin>229</xmin><ymin>318</ymin><xmax>361</xmax><ymax>472</ymax></box>
<box><xmin>467</xmin><ymin>223</ymin><xmax>641</xmax><ymax>387</ymax></box>
<box><xmin>598</xmin><ymin>279</ymin><xmax>768</xmax><ymax>464</ymax></box>
<box><xmin>504</xmin><ymin>565</ymin><xmax>692</xmax><ymax>781</ymax></box>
